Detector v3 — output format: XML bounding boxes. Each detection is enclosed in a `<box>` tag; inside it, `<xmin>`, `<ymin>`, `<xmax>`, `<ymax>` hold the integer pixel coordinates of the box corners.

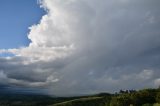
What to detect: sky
<box><xmin>0</xmin><ymin>0</ymin><xmax>160</xmax><ymax>96</ymax></box>
<box><xmin>0</xmin><ymin>0</ymin><xmax>45</xmax><ymax>49</ymax></box>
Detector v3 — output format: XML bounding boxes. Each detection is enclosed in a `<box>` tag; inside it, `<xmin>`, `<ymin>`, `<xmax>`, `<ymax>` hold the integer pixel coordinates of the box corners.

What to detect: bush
<box><xmin>142</xmin><ymin>103</ymin><xmax>153</xmax><ymax>106</ymax></box>
<box><xmin>153</xmin><ymin>103</ymin><xmax>160</xmax><ymax>106</ymax></box>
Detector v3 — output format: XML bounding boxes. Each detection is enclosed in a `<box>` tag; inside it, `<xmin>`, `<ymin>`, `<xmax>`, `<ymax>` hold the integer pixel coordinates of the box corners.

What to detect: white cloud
<box><xmin>0</xmin><ymin>45</ymin><xmax>74</xmax><ymax>63</ymax></box>
<box><xmin>154</xmin><ymin>78</ymin><xmax>160</xmax><ymax>87</ymax></box>
<box><xmin>137</xmin><ymin>70</ymin><xmax>154</xmax><ymax>80</ymax></box>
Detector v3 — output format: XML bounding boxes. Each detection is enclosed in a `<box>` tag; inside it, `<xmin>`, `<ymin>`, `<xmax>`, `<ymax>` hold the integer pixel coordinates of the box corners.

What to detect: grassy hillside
<box><xmin>51</xmin><ymin>88</ymin><xmax>160</xmax><ymax>106</ymax></box>
<box><xmin>0</xmin><ymin>88</ymin><xmax>160</xmax><ymax>106</ymax></box>
<box><xmin>52</xmin><ymin>97</ymin><xmax>105</xmax><ymax>106</ymax></box>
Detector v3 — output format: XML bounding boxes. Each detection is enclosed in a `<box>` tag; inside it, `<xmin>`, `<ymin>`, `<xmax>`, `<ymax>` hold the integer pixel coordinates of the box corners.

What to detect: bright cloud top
<box><xmin>0</xmin><ymin>0</ymin><xmax>160</xmax><ymax>96</ymax></box>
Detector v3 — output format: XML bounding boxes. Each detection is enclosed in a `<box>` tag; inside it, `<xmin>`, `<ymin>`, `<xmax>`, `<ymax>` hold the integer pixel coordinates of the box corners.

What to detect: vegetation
<box><xmin>51</xmin><ymin>88</ymin><xmax>160</xmax><ymax>106</ymax></box>
<box><xmin>0</xmin><ymin>88</ymin><xmax>160</xmax><ymax>106</ymax></box>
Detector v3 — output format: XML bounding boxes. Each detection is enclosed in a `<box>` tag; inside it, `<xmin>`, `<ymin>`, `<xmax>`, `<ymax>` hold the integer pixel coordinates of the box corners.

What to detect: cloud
<box><xmin>0</xmin><ymin>0</ymin><xmax>160</xmax><ymax>95</ymax></box>
<box><xmin>0</xmin><ymin>45</ymin><xmax>74</xmax><ymax>63</ymax></box>
<box><xmin>0</xmin><ymin>70</ymin><xmax>58</xmax><ymax>88</ymax></box>
<box><xmin>154</xmin><ymin>78</ymin><xmax>160</xmax><ymax>87</ymax></box>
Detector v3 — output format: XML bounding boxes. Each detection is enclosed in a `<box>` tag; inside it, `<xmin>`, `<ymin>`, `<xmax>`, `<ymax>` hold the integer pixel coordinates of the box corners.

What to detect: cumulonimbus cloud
<box><xmin>0</xmin><ymin>0</ymin><xmax>160</xmax><ymax>95</ymax></box>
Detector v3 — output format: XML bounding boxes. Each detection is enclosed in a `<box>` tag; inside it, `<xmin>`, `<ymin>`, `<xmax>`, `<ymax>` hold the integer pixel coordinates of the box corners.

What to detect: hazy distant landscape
<box><xmin>0</xmin><ymin>87</ymin><xmax>160</xmax><ymax>106</ymax></box>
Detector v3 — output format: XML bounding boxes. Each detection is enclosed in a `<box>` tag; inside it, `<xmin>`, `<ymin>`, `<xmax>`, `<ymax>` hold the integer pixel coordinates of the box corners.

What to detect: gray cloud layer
<box><xmin>0</xmin><ymin>0</ymin><xmax>160</xmax><ymax>96</ymax></box>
